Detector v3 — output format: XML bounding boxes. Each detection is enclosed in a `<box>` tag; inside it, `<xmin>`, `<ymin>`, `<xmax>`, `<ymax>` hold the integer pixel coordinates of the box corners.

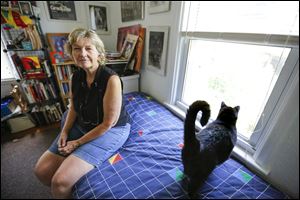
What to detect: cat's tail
<box><xmin>184</xmin><ymin>101</ymin><xmax>211</xmax><ymax>148</ymax></box>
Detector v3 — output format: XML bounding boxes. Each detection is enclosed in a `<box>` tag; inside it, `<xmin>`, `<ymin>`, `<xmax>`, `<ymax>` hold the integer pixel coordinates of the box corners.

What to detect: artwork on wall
<box><xmin>18</xmin><ymin>1</ymin><xmax>34</xmax><ymax>16</ymax></box>
<box><xmin>148</xmin><ymin>1</ymin><xmax>170</xmax><ymax>14</ymax></box>
<box><xmin>86</xmin><ymin>2</ymin><xmax>110</xmax><ymax>34</ymax></box>
<box><xmin>46</xmin><ymin>33</ymin><xmax>71</xmax><ymax>62</ymax></box>
<box><xmin>46</xmin><ymin>1</ymin><xmax>77</xmax><ymax>20</ymax></box>
<box><xmin>146</xmin><ymin>26</ymin><xmax>169</xmax><ymax>76</ymax></box>
<box><xmin>120</xmin><ymin>1</ymin><xmax>144</xmax><ymax>22</ymax></box>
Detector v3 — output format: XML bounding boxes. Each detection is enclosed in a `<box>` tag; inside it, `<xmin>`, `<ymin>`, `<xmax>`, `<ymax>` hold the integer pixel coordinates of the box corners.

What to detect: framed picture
<box><xmin>120</xmin><ymin>34</ymin><xmax>139</xmax><ymax>60</ymax></box>
<box><xmin>121</xmin><ymin>1</ymin><xmax>144</xmax><ymax>22</ymax></box>
<box><xmin>47</xmin><ymin>1</ymin><xmax>77</xmax><ymax>20</ymax></box>
<box><xmin>86</xmin><ymin>2</ymin><xmax>110</xmax><ymax>34</ymax></box>
<box><xmin>146</xmin><ymin>26</ymin><xmax>169</xmax><ymax>76</ymax></box>
<box><xmin>117</xmin><ymin>24</ymin><xmax>141</xmax><ymax>52</ymax></box>
<box><xmin>46</xmin><ymin>33</ymin><xmax>71</xmax><ymax>62</ymax></box>
<box><xmin>18</xmin><ymin>1</ymin><xmax>34</xmax><ymax>16</ymax></box>
<box><xmin>148</xmin><ymin>1</ymin><xmax>170</xmax><ymax>14</ymax></box>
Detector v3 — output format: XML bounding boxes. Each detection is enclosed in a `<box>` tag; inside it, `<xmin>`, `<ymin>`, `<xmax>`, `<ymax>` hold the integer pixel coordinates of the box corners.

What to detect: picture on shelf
<box><xmin>21</xmin><ymin>56</ymin><xmax>46</xmax><ymax>79</ymax></box>
<box><xmin>49</xmin><ymin>51</ymin><xmax>65</xmax><ymax>64</ymax></box>
<box><xmin>107</xmin><ymin>34</ymin><xmax>138</xmax><ymax>62</ymax></box>
<box><xmin>46</xmin><ymin>33</ymin><xmax>71</xmax><ymax>62</ymax></box>
<box><xmin>18</xmin><ymin>1</ymin><xmax>34</xmax><ymax>16</ymax></box>
<box><xmin>117</xmin><ymin>24</ymin><xmax>141</xmax><ymax>52</ymax></box>
<box><xmin>21</xmin><ymin>56</ymin><xmax>41</xmax><ymax>71</ymax></box>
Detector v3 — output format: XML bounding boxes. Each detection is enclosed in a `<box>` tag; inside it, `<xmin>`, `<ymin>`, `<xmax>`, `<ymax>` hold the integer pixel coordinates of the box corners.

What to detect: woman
<box><xmin>34</xmin><ymin>28</ymin><xmax>130</xmax><ymax>198</ymax></box>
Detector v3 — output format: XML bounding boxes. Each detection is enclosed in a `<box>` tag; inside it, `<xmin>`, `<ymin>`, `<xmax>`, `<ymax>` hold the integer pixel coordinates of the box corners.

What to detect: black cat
<box><xmin>182</xmin><ymin>100</ymin><xmax>240</xmax><ymax>198</ymax></box>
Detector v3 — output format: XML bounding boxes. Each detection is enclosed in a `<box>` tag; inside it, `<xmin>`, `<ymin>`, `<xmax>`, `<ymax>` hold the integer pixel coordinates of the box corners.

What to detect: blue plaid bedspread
<box><xmin>73</xmin><ymin>92</ymin><xmax>288</xmax><ymax>199</ymax></box>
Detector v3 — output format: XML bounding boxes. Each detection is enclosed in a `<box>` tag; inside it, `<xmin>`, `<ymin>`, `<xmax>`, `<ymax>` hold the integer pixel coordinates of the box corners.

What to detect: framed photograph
<box><xmin>86</xmin><ymin>2</ymin><xmax>110</xmax><ymax>34</ymax></box>
<box><xmin>47</xmin><ymin>1</ymin><xmax>77</xmax><ymax>20</ymax></box>
<box><xmin>146</xmin><ymin>26</ymin><xmax>169</xmax><ymax>76</ymax></box>
<box><xmin>117</xmin><ymin>24</ymin><xmax>141</xmax><ymax>52</ymax></box>
<box><xmin>148</xmin><ymin>1</ymin><xmax>170</xmax><ymax>14</ymax></box>
<box><xmin>120</xmin><ymin>34</ymin><xmax>139</xmax><ymax>60</ymax></box>
<box><xmin>121</xmin><ymin>1</ymin><xmax>144</xmax><ymax>22</ymax></box>
<box><xmin>18</xmin><ymin>1</ymin><xmax>34</xmax><ymax>16</ymax></box>
<box><xmin>46</xmin><ymin>33</ymin><xmax>71</xmax><ymax>62</ymax></box>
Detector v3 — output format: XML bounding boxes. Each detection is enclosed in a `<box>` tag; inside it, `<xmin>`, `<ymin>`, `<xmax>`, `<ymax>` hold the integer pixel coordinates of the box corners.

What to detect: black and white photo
<box><xmin>146</xmin><ymin>26</ymin><xmax>169</xmax><ymax>76</ymax></box>
<box><xmin>87</xmin><ymin>2</ymin><xmax>110</xmax><ymax>34</ymax></box>
<box><xmin>149</xmin><ymin>1</ymin><xmax>170</xmax><ymax>14</ymax></box>
<box><xmin>18</xmin><ymin>1</ymin><xmax>34</xmax><ymax>16</ymax></box>
<box><xmin>47</xmin><ymin>1</ymin><xmax>77</xmax><ymax>20</ymax></box>
<box><xmin>121</xmin><ymin>1</ymin><xmax>144</xmax><ymax>22</ymax></box>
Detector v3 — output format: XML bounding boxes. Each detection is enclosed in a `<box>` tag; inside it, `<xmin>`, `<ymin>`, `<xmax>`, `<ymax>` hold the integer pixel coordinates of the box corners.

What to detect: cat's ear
<box><xmin>234</xmin><ymin>106</ymin><xmax>240</xmax><ymax>112</ymax></box>
<box><xmin>221</xmin><ymin>101</ymin><xmax>227</xmax><ymax>108</ymax></box>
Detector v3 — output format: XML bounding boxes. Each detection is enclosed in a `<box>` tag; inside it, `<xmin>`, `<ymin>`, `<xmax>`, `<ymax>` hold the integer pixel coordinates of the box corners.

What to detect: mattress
<box><xmin>73</xmin><ymin>92</ymin><xmax>288</xmax><ymax>199</ymax></box>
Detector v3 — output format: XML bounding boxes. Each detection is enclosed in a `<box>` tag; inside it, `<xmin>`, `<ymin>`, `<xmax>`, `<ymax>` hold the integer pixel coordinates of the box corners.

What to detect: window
<box><xmin>176</xmin><ymin>1</ymin><xmax>299</xmax><ymax>150</ymax></box>
<box><xmin>1</xmin><ymin>40</ymin><xmax>18</xmax><ymax>81</ymax></box>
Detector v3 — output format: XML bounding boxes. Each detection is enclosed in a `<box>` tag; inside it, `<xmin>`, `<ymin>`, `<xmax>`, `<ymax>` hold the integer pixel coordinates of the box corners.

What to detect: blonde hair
<box><xmin>65</xmin><ymin>28</ymin><xmax>106</xmax><ymax>65</ymax></box>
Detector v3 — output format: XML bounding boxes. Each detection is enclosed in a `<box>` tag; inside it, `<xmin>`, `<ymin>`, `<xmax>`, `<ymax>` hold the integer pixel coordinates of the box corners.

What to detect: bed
<box><xmin>73</xmin><ymin>92</ymin><xmax>289</xmax><ymax>199</ymax></box>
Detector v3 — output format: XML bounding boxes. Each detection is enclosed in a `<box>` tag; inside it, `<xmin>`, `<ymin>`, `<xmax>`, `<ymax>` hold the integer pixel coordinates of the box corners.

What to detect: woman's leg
<box><xmin>34</xmin><ymin>151</ymin><xmax>65</xmax><ymax>186</ymax></box>
<box><xmin>51</xmin><ymin>155</ymin><xmax>94</xmax><ymax>198</ymax></box>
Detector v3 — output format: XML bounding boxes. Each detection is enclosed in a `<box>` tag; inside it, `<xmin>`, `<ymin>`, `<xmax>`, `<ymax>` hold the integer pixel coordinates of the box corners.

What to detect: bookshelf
<box><xmin>1</xmin><ymin>6</ymin><xmax>63</xmax><ymax>127</ymax></box>
<box><xmin>51</xmin><ymin>62</ymin><xmax>77</xmax><ymax>109</ymax></box>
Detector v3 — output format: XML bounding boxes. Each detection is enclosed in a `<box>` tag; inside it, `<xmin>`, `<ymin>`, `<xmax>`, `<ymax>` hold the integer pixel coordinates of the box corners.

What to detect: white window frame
<box><xmin>1</xmin><ymin>34</ymin><xmax>19</xmax><ymax>82</ymax></box>
<box><xmin>173</xmin><ymin>31</ymin><xmax>299</xmax><ymax>155</ymax></box>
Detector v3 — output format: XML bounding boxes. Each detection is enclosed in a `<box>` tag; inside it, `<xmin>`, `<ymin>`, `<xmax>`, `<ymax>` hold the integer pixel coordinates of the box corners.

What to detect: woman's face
<box><xmin>71</xmin><ymin>38</ymin><xmax>99</xmax><ymax>70</ymax></box>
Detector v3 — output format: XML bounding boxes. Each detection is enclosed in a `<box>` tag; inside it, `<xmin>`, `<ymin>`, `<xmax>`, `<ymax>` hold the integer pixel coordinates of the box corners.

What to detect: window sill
<box><xmin>232</xmin><ymin>145</ymin><xmax>269</xmax><ymax>176</ymax></box>
<box><xmin>164</xmin><ymin>102</ymin><xmax>269</xmax><ymax>176</ymax></box>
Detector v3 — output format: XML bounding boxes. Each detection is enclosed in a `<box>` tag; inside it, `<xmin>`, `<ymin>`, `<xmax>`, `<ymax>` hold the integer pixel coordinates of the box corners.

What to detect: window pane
<box><xmin>182</xmin><ymin>40</ymin><xmax>290</xmax><ymax>139</ymax></box>
<box><xmin>184</xmin><ymin>1</ymin><xmax>299</xmax><ymax>36</ymax></box>
<box><xmin>1</xmin><ymin>41</ymin><xmax>15</xmax><ymax>80</ymax></box>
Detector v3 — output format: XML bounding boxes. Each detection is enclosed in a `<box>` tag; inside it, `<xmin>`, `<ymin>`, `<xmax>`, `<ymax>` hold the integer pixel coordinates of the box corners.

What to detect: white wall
<box><xmin>36</xmin><ymin>1</ymin><xmax>117</xmax><ymax>50</ymax></box>
<box><xmin>255</xmin><ymin>66</ymin><xmax>299</xmax><ymax>198</ymax></box>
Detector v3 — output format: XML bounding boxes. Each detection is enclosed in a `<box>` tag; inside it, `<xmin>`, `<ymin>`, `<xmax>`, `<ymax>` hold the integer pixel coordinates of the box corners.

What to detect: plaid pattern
<box><xmin>73</xmin><ymin>92</ymin><xmax>288</xmax><ymax>199</ymax></box>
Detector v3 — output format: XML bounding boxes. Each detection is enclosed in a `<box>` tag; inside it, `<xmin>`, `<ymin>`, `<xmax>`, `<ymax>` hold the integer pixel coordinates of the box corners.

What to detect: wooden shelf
<box><xmin>52</xmin><ymin>61</ymin><xmax>75</xmax><ymax>66</ymax></box>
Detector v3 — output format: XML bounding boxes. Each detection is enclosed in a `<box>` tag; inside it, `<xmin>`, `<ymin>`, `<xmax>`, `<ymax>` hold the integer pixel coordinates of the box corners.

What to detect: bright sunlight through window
<box><xmin>182</xmin><ymin>40</ymin><xmax>290</xmax><ymax>139</ymax></box>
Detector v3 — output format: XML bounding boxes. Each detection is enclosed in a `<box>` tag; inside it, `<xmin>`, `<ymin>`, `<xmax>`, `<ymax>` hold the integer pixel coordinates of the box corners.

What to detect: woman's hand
<box><xmin>58</xmin><ymin>140</ymin><xmax>81</xmax><ymax>156</ymax></box>
<box><xmin>57</xmin><ymin>131</ymin><xmax>68</xmax><ymax>149</ymax></box>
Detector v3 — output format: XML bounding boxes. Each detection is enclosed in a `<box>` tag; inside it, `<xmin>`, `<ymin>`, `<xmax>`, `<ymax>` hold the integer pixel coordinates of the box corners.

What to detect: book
<box><xmin>106</xmin><ymin>51</ymin><xmax>121</xmax><ymax>58</ymax></box>
<box><xmin>41</xmin><ymin>60</ymin><xmax>52</xmax><ymax>77</ymax></box>
<box><xmin>21</xmin><ymin>56</ymin><xmax>41</xmax><ymax>71</ymax></box>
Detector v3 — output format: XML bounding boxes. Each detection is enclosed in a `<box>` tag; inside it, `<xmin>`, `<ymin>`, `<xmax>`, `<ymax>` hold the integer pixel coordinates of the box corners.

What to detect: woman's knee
<box><xmin>34</xmin><ymin>151</ymin><xmax>64</xmax><ymax>186</ymax></box>
<box><xmin>34</xmin><ymin>161</ymin><xmax>52</xmax><ymax>186</ymax></box>
<box><xmin>51</xmin><ymin>172</ymin><xmax>72</xmax><ymax>194</ymax></box>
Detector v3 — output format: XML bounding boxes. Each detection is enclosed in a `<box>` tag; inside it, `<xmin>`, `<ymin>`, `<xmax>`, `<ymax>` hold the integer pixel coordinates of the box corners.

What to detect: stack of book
<box><xmin>30</xmin><ymin>102</ymin><xmax>63</xmax><ymax>126</ymax></box>
<box><xmin>106</xmin><ymin>34</ymin><xmax>139</xmax><ymax>63</ymax></box>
